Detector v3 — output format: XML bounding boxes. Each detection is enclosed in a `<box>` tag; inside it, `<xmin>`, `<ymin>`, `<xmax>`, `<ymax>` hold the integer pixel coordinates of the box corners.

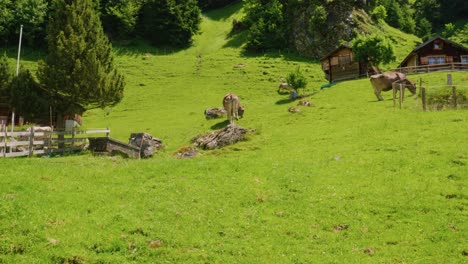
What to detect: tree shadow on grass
<box><xmin>211</xmin><ymin>120</ymin><xmax>229</xmax><ymax>130</ymax></box>
<box><xmin>275</xmin><ymin>98</ymin><xmax>296</xmax><ymax>105</ymax></box>
<box><xmin>1</xmin><ymin>46</ymin><xmax>45</xmax><ymax>62</ymax></box>
<box><xmin>204</xmin><ymin>1</ymin><xmax>243</xmax><ymax>21</ymax></box>
<box><xmin>112</xmin><ymin>39</ymin><xmax>188</xmax><ymax>57</ymax></box>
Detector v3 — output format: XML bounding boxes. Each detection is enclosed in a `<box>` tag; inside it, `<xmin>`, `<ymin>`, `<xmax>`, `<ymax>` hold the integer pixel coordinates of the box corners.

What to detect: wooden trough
<box><xmin>88</xmin><ymin>137</ymin><xmax>141</xmax><ymax>159</ymax></box>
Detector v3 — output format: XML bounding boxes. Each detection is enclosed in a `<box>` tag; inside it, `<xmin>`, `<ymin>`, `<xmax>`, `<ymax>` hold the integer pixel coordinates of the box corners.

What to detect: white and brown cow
<box><xmin>222</xmin><ymin>93</ymin><xmax>244</xmax><ymax>124</ymax></box>
<box><xmin>370</xmin><ymin>72</ymin><xmax>416</xmax><ymax>101</ymax></box>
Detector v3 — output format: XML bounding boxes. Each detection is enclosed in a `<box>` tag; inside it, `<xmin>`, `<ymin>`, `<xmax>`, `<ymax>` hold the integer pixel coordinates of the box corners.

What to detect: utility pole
<box><xmin>12</xmin><ymin>25</ymin><xmax>23</xmax><ymax>132</ymax></box>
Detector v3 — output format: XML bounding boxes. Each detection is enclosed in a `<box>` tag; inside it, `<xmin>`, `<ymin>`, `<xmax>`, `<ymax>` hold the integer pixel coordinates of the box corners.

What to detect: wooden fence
<box><xmin>392</xmin><ymin>73</ymin><xmax>466</xmax><ymax>111</ymax></box>
<box><xmin>0</xmin><ymin>126</ymin><xmax>110</xmax><ymax>158</ymax></box>
<box><xmin>392</xmin><ymin>63</ymin><xmax>468</xmax><ymax>75</ymax></box>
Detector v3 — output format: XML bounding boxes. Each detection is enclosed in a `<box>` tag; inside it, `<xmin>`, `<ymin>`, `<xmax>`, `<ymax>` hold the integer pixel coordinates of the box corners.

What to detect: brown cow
<box><xmin>222</xmin><ymin>93</ymin><xmax>244</xmax><ymax>124</ymax></box>
<box><xmin>278</xmin><ymin>77</ymin><xmax>293</xmax><ymax>93</ymax></box>
<box><xmin>370</xmin><ymin>72</ymin><xmax>416</xmax><ymax>101</ymax></box>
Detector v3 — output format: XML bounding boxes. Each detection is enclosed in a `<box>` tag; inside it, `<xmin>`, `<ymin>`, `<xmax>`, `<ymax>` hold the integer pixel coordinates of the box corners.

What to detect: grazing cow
<box><xmin>222</xmin><ymin>93</ymin><xmax>244</xmax><ymax>124</ymax></box>
<box><xmin>370</xmin><ymin>72</ymin><xmax>416</xmax><ymax>101</ymax></box>
<box><xmin>278</xmin><ymin>77</ymin><xmax>293</xmax><ymax>93</ymax></box>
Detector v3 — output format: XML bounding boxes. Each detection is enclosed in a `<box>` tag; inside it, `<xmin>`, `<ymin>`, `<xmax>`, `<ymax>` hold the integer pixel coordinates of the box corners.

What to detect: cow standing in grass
<box><xmin>370</xmin><ymin>72</ymin><xmax>416</xmax><ymax>101</ymax></box>
<box><xmin>222</xmin><ymin>93</ymin><xmax>244</xmax><ymax>124</ymax></box>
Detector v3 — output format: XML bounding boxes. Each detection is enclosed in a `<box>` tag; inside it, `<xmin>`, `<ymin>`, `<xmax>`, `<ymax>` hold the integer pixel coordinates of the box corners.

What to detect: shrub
<box><xmin>286</xmin><ymin>67</ymin><xmax>308</xmax><ymax>93</ymax></box>
<box><xmin>371</xmin><ymin>5</ymin><xmax>387</xmax><ymax>21</ymax></box>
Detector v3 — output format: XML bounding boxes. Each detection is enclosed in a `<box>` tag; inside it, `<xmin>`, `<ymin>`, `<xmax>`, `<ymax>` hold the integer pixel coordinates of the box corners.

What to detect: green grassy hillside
<box><xmin>0</xmin><ymin>2</ymin><xmax>467</xmax><ymax>263</ymax></box>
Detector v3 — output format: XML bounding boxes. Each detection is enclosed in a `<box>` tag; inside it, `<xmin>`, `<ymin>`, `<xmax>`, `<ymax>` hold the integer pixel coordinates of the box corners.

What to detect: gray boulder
<box><xmin>129</xmin><ymin>133</ymin><xmax>163</xmax><ymax>158</ymax></box>
<box><xmin>204</xmin><ymin>107</ymin><xmax>226</xmax><ymax>120</ymax></box>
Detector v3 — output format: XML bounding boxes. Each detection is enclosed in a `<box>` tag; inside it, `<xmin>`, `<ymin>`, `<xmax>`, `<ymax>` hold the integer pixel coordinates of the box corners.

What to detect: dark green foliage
<box><xmin>413</xmin><ymin>0</ymin><xmax>440</xmax><ymax>28</ymax></box>
<box><xmin>308</xmin><ymin>5</ymin><xmax>327</xmax><ymax>32</ymax></box>
<box><xmin>14</xmin><ymin>0</ymin><xmax>49</xmax><ymax>47</ymax></box>
<box><xmin>38</xmin><ymin>0</ymin><xmax>124</xmax><ymax>115</ymax></box>
<box><xmin>377</xmin><ymin>0</ymin><xmax>415</xmax><ymax>33</ymax></box>
<box><xmin>0</xmin><ymin>0</ymin><xmax>14</xmax><ymax>44</ymax></box>
<box><xmin>352</xmin><ymin>34</ymin><xmax>395</xmax><ymax>66</ymax></box>
<box><xmin>198</xmin><ymin>0</ymin><xmax>238</xmax><ymax>10</ymax></box>
<box><xmin>100</xmin><ymin>0</ymin><xmax>141</xmax><ymax>40</ymax></box>
<box><xmin>450</xmin><ymin>24</ymin><xmax>468</xmax><ymax>46</ymax></box>
<box><xmin>138</xmin><ymin>0</ymin><xmax>201</xmax><ymax>47</ymax></box>
<box><xmin>0</xmin><ymin>54</ymin><xmax>13</xmax><ymax>96</ymax></box>
<box><xmin>0</xmin><ymin>0</ymin><xmax>49</xmax><ymax>47</ymax></box>
<box><xmin>9</xmin><ymin>70</ymin><xmax>51</xmax><ymax>122</ymax></box>
<box><xmin>286</xmin><ymin>67</ymin><xmax>307</xmax><ymax>93</ymax></box>
<box><xmin>244</xmin><ymin>0</ymin><xmax>287</xmax><ymax>50</ymax></box>
<box><xmin>416</xmin><ymin>18</ymin><xmax>433</xmax><ymax>40</ymax></box>
<box><xmin>442</xmin><ymin>23</ymin><xmax>456</xmax><ymax>38</ymax></box>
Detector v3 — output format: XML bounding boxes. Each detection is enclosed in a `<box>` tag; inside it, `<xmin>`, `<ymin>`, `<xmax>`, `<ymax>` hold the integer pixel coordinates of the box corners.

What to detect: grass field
<box><xmin>1</xmin><ymin>2</ymin><xmax>467</xmax><ymax>263</ymax></box>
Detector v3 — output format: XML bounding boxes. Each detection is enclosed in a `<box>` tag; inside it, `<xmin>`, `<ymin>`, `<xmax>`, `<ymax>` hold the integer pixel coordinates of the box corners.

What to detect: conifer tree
<box><xmin>38</xmin><ymin>0</ymin><xmax>124</xmax><ymax>124</ymax></box>
<box><xmin>0</xmin><ymin>54</ymin><xmax>13</xmax><ymax>96</ymax></box>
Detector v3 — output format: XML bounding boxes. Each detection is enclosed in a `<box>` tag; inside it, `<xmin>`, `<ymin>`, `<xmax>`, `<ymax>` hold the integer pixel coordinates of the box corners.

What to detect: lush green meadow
<box><xmin>1</xmin><ymin>3</ymin><xmax>467</xmax><ymax>263</ymax></box>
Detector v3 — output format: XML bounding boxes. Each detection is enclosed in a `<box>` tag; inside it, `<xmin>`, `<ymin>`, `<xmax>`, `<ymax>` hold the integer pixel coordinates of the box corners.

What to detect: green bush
<box><xmin>371</xmin><ymin>5</ymin><xmax>387</xmax><ymax>21</ymax></box>
<box><xmin>286</xmin><ymin>67</ymin><xmax>308</xmax><ymax>93</ymax></box>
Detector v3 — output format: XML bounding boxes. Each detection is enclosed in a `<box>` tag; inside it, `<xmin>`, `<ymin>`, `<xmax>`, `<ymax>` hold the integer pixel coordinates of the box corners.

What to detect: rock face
<box><xmin>291</xmin><ymin>7</ymin><xmax>371</xmax><ymax>59</ymax></box>
<box><xmin>129</xmin><ymin>133</ymin><xmax>163</xmax><ymax>158</ymax></box>
<box><xmin>204</xmin><ymin>107</ymin><xmax>227</xmax><ymax>120</ymax></box>
<box><xmin>193</xmin><ymin>124</ymin><xmax>249</xmax><ymax>150</ymax></box>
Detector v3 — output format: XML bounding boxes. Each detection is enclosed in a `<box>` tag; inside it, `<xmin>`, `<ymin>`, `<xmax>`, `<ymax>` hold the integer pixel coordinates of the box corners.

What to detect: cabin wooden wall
<box><xmin>322</xmin><ymin>47</ymin><xmax>361</xmax><ymax>82</ymax></box>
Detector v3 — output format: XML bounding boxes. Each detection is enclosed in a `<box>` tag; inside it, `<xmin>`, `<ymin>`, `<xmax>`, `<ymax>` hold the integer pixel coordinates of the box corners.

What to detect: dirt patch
<box><xmin>175</xmin><ymin>146</ymin><xmax>199</xmax><ymax>158</ymax></box>
<box><xmin>333</xmin><ymin>224</ymin><xmax>349</xmax><ymax>232</ymax></box>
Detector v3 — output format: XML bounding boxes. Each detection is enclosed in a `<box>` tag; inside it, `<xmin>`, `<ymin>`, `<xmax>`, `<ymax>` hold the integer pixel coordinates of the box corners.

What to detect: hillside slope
<box><xmin>0</xmin><ymin>2</ymin><xmax>467</xmax><ymax>263</ymax></box>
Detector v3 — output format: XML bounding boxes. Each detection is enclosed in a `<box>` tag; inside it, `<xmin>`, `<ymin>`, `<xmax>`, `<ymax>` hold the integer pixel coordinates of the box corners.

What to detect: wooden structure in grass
<box><xmin>321</xmin><ymin>45</ymin><xmax>376</xmax><ymax>83</ymax></box>
<box><xmin>398</xmin><ymin>36</ymin><xmax>468</xmax><ymax>72</ymax></box>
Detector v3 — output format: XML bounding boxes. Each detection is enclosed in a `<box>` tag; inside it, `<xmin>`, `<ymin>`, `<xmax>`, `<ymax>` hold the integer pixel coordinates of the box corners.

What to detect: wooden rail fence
<box><xmin>392</xmin><ymin>63</ymin><xmax>468</xmax><ymax>75</ymax></box>
<box><xmin>392</xmin><ymin>73</ymin><xmax>466</xmax><ymax>111</ymax></box>
<box><xmin>0</xmin><ymin>127</ymin><xmax>110</xmax><ymax>158</ymax></box>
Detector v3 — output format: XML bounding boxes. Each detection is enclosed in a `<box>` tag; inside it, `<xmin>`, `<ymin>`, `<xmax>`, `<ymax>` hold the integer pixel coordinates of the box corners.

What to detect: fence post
<box><xmin>106</xmin><ymin>127</ymin><xmax>110</xmax><ymax>138</ymax></box>
<box><xmin>452</xmin><ymin>86</ymin><xmax>458</xmax><ymax>108</ymax></box>
<box><xmin>28</xmin><ymin>128</ymin><xmax>34</xmax><ymax>157</ymax></box>
<box><xmin>71</xmin><ymin>126</ymin><xmax>75</xmax><ymax>152</ymax></box>
<box><xmin>2</xmin><ymin>124</ymin><xmax>6</xmax><ymax>158</ymax></box>
<box><xmin>421</xmin><ymin>87</ymin><xmax>427</xmax><ymax>111</ymax></box>
<box><xmin>392</xmin><ymin>83</ymin><xmax>397</xmax><ymax>107</ymax></box>
<box><xmin>399</xmin><ymin>83</ymin><xmax>404</xmax><ymax>109</ymax></box>
<box><xmin>48</xmin><ymin>129</ymin><xmax>53</xmax><ymax>155</ymax></box>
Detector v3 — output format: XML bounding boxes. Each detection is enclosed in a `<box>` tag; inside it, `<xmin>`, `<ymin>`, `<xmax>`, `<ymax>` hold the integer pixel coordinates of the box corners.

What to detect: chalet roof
<box><xmin>321</xmin><ymin>44</ymin><xmax>352</xmax><ymax>61</ymax></box>
<box><xmin>398</xmin><ymin>36</ymin><xmax>468</xmax><ymax>67</ymax></box>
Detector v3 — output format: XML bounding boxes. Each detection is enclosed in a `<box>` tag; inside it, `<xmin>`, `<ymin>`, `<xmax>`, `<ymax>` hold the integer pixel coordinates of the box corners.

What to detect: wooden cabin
<box><xmin>321</xmin><ymin>45</ymin><xmax>369</xmax><ymax>83</ymax></box>
<box><xmin>399</xmin><ymin>36</ymin><xmax>468</xmax><ymax>69</ymax></box>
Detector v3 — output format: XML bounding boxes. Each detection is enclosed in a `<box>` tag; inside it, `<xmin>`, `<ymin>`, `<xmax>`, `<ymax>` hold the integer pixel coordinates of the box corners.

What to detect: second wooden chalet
<box><xmin>398</xmin><ymin>36</ymin><xmax>468</xmax><ymax>69</ymax></box>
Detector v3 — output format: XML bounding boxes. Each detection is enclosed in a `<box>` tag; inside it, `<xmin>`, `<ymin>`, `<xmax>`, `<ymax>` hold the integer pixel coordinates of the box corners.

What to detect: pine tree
<box><xmin>37</xmin><ymin>0</ymin><xmax>124</xmax><ymax>125</ymax></box>
<box><xmin>0</xmin><ymin>54</ymin><xmax>13</xmax><ymax>96</ymax></box>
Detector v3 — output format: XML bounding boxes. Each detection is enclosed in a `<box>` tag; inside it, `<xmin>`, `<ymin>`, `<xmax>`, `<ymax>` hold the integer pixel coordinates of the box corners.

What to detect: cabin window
<box><xmin>433</xmin><ymin>41</ymin><xmax>443</xmax><ymax>50</ymax></box>
<box><xmin>461</xmin><ymin>56</ymin><xmax>468</xmax><ymax>64</ymax></box>
<box><xmin>427</xmin><ymin>56</ymin><xmax>445</xmax><ymax>64</ymax></box>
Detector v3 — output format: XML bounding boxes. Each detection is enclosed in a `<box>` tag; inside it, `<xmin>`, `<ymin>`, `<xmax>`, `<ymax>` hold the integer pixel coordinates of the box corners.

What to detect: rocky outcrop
<box><xmin>204</xmin><ymin>107</ymin><xmax>226</xmax><ymax>120</ymax></box>
<box><xmin>291</xmin><ymin>6</ymin><xmax>372</xmax><ymax>59</ymax></box>
<box><xmin>129</xmin><ymin>133</ymin><xmax>163</xmax><ymax>158</ymax></box>
<box><xmin>193</xmin><ymin>124</ymin><xmax>250</xmax><ymax>150</ymax></box>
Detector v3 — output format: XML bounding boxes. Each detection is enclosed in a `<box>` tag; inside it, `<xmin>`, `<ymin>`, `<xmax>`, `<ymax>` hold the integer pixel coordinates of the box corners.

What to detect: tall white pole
<box><xmin>12</xmin><ymin>25</ymin><xmax>23</xmax><ymax>132</ymax></box>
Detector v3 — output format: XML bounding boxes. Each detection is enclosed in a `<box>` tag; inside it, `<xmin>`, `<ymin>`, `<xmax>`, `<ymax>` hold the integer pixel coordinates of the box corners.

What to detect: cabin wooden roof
<box><xmin>320</xmin><ymin>44</ymin><xmax>352</xmax><ymax>62</ymax></box>
<box><xmin>398</xmin><ymin>36</ymin><xmax>468</xmax><ymax>67</ymax></box>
